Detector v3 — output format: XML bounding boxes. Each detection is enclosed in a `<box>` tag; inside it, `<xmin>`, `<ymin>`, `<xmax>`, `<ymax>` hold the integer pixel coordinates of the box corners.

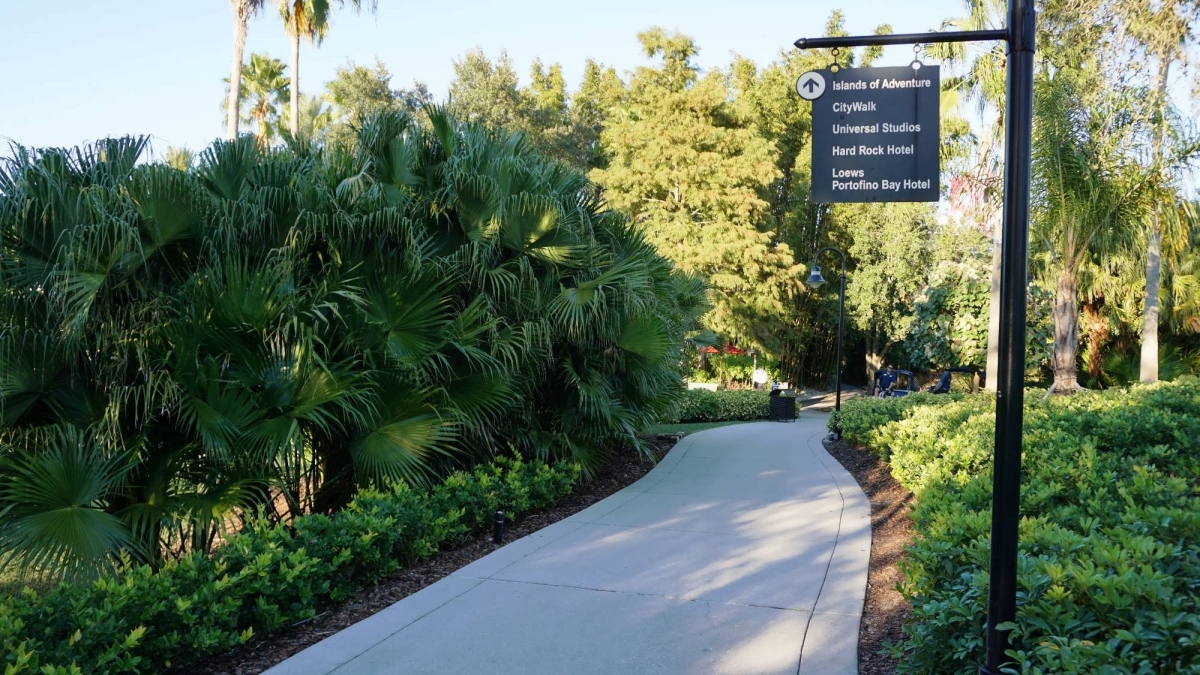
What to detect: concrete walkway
<box><xmin>267</xmin><ymin>413</ymin><xmax>870</xmax><ymax>675</ymax></box>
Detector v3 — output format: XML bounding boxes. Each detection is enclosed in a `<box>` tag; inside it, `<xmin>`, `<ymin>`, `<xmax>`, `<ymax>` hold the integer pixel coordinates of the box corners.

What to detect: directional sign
<box><xmin>795</xmin><ymin>71</ymin><xmax>826</xmax><ymax>100</ymax></box>
<box><xmin>808</xmin><ymin>65</ymin><xmax>940</xmax><ymax>203</ymax></box>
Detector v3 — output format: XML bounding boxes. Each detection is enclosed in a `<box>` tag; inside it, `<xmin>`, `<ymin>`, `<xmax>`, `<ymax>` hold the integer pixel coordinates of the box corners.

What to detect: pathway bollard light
<box><xmin>493</xmin><ymin>510</ymin><xmax>505</xmax><ymax>544</ymax></box>
<box><xmin>807</xmin><ymin>247</ymin><xmax>847</xmax><ymax>438</ymax></box>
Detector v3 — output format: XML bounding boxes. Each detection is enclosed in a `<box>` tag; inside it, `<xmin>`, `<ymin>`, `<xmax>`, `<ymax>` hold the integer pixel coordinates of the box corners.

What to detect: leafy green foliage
<box><xmin>689</xmin><ymin>353</ymin><xmax>779</xmax><ymax>387</ymax></box>
<box><xmin>903</xmin><ymin>233</ymin><xmax>1055</xmax><ymax>375</ymax></box>
<box><xmin>1092</xmin><ymin>343</ymin><xmax>1200</xmax><ymax>388</ymax></box>
<box><xmin>0</xmin><ymin>111</ymin><xmax>703</xmax><ymax>579</ymax></box>
<box><xmin>833</xmin><ymin>392</ymin><xmax>964</xmax><ymax>451</ymax></box>
<box><xmin>0</xmin><ymin>457</ymin><xmax>579</xmax><ymax>674</ymax></box>
<box><xmin>591</xmin><ymin>29</ymin><xmax>802</xmax><ymax>358</ymax></box>
<box><xmin>322</xmin><ymin>59</ymin><xmax>428</xmax><ymax>149</ymax></box>
<box><xmin>671</xmin><ymin>389</ymin><xmax>773</xmax><ymax>423</ymax></box>
<box><xmin>903</xmin><ymin>229</ymin><xmax>993</xmax><ymax>371</ymax></box>
<box><xmin>839</xmin><ymin>202</ymin><xmax>936</xmax><ymax>374</ymax></box>
<box><xmin>841</xmin><ymin>379</ymin><xmax>1200</xmax><ymax>673</ymax></box>
<box><xmin>447</xmin><ymin>50</ymin><xmax>593</xmax><ymax>168</ymax></box>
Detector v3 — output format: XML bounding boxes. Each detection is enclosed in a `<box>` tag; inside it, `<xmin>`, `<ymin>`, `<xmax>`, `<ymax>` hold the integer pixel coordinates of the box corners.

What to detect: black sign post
<box><xmin>793</xmin><ymin>0</ymin><xmax>1035</xmax><ymax>672</ymax></box>
<box><xmin>806</xmin><ymin>65</ymin><xmax>940</xmax><ymax>203</ymax></box>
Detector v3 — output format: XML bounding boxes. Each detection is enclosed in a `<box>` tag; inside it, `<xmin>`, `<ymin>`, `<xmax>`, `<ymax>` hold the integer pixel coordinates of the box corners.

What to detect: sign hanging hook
<box><xmin>829</xmin><ymin>47</ymin><xmax>841</xmax><ymax>73</ymax></box>
<box><xmin>911</xmin><ymin>43</ymin><xmax>925</xmax><ymax>70</ymax></box>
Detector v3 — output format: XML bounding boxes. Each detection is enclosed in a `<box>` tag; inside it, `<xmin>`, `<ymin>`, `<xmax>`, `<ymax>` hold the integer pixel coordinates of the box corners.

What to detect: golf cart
<box><xmin>874</xmin><ymin>369</ymin><xmax>917</xmax><ymax>397</ymax></box>
<box><xmin>927</xmin><ymin>366</ymin><xmax>985</xmax><ymax>394</ymax></box>
<box><xmin>889</xmin><ymin>369</ymin><xmax>917</xmax><ymax>397</ymax></box>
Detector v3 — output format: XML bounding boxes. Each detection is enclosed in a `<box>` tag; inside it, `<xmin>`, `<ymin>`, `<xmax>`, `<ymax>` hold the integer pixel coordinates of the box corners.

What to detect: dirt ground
<box><xmin>183</xmin><ymin>437</ymin><xmax>677</xmax><ymax>675</ymax></box>
<box><xmin>823</xmin><ymin>437</ymin><xmax>916</xmax><ymax>675</ymax></box>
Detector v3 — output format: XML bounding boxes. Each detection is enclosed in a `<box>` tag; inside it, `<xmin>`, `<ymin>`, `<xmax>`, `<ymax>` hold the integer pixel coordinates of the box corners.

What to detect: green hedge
<box><xmin>841</xmin><ymin>379</ymin><xmax>1200</xmax><ymax>673</ymax></box>
<box><xmin>674</xmin><ymin>389</ymin><xmax>774</xmax><ymax>423</ymax></box>
<box><xmin>0</xmin><ymin>457</ymin><xmax>579</xmax><ymax>674</ymax></box>
<box><xmin>832</xmin><ymin>391</ymin><xmax>965</xmax><ymax>446</ymax></box>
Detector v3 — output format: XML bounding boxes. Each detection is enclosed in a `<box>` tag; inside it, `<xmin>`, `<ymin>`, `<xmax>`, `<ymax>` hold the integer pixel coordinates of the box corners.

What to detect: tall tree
<box><xmin>447</xmin><ymin>49</ymin><xmax>588</xmax><ymax>167</ymax></box>
<box><xmin>592</xmin><ymin>28</ymin><xmax>801</xmax><ymax>355</ymax></box>
<box><xmin>725</xmin><ymin>12</ymin><xmax>918</xmax><ymax>386</ymax></box>
<box><xmin>279</xmin><ymin>0</ymin><xmax>329</xmax><ymax>138</ymax></box>
<box><xmin>227</xmin><ymin>0</ymin><xmax>266</xmax><ymax>140</ymax></box>
<box><xmin>839</xmin><ymin>203</ymin><xmax>936</xmax><ymax>379</ymax></box>
<box><xmin>225</xmin><ymin>53</ymin><xmax>290</xmax><ymax>147</ymax></box>
<box><xmin>1126</xmin><ymin>0</ymin><xmax>1200</xmax><ymax>382</ymax></box>
<box><xmin>525</xmin><ymin>59</ymin><xmax>576</xmax><ymax>163</ymax></box>
<box><xmin>278</xmin><ymin>0</ymin><xmax>376</xmax><ymax>138</ymax></box>
<box><xmin>323</xmin><ymin>59</ymin><xmax>411</xmax><ymax>148</ymax></box>
<box><xmin>569</xmin><ymin>59</ymin><xmax>625</xmax><ymax>169</ymax></box>
<box><xmin>1032</xmin><ymin>67</ymin><xmax>1161</xmax><ymax>393</ymax></box>
<box><xmin>930</xmin><ymin>0</ymin><xmax>1008</xmax><ymax>389</ymax></box>
<box><xmin>448</xmin><ymin>48</ymin><xmax>530</xmax><ymax>132</ymax></box>
<box><xmin>1028</xmin><ymin>0</ymin><xmax>1200</xmax><ymax>392</ymax></box>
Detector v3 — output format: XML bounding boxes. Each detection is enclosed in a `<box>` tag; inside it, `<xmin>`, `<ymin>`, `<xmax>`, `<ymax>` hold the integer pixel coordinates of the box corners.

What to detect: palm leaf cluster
<box><xmin>0</xmin><ymin>109</ymin><xmax>706</xmax><ymax>581</ymax></box>
<box><xmin>1031</xmin><ymin>64</ymin><xmax>1200</xmax><ymax>391</ymax></box>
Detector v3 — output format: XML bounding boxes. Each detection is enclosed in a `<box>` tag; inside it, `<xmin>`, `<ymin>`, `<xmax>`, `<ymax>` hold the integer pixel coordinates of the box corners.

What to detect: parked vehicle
<box><xmin>874</xmin><ymin>369</ymin><xmax>917</xmax><ymax>397</ymax></box>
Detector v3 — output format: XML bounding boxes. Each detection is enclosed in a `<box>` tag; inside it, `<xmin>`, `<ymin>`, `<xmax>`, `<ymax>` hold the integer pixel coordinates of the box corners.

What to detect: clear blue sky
<box><xmin>1</xmin><ymin>0</ymin><xmax>975</xmax><ymax>156</ymax></box>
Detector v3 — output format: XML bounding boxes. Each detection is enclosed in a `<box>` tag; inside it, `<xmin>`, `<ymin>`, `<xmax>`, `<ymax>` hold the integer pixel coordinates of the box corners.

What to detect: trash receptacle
<box><xmin>768</xmin><ymin>390</ymin><xmax>797</xmax><ymax>422</ymax></box>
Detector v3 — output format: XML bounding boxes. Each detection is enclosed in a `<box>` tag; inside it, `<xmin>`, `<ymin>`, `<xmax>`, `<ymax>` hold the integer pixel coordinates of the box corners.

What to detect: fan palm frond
<box><xmin>0</xmin><ymin>426</ymin><xmax>136</xmax><ymax>581</ymax></box>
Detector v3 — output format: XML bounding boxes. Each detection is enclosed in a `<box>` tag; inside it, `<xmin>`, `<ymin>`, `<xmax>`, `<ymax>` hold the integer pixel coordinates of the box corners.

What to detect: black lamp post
<box><xmin>792</xmin><ymin>4</ymin><xmax>1033</xmax><ymax>668</ymax></box>
<box><xmin>807</xmin><ymin>247</ymin><xmax>847</xmax><ymax>438</ymax></box>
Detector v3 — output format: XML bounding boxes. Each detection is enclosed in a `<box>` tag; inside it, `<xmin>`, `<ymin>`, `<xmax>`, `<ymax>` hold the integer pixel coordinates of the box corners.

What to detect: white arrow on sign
<box><xmin>795</xmin><ymin>71</ymin><xmax>826</xmax><ymax>101</ymax></box>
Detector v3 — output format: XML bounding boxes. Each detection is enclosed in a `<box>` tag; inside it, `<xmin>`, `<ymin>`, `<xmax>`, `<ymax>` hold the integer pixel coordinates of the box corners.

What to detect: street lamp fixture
<box><xmin>805</xmin><ymin>265</ymin><xmax>827</xmax><ymax>289</ymax></box>
<box><xmin>807</xmin><ymin>248</ymin><xmax>847</xmax><ymax>438</ymax></box>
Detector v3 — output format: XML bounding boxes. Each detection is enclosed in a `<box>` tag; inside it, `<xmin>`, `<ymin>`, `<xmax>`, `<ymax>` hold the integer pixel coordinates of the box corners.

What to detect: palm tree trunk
<box><xmin>227</xmin><ymin>1</ymin><xmax>250</xmax><ymax>140</ymax></box>
<box><xmin>313</xmin><ymin>433</ymin><xmax>354</xmax><ymax>515</ymax></box>
<box><xmin>1140</xmin><ymin>60</ymin><xmax>1171</xmax><ymax>383</ymax></box>
<box><xmin>257</xmin><ymin>112</ymin><xmax>269</xmax><ymax>149</ymax></box>
<box><xmin>985</xmin><ymin>215</ymin><xmax>1002</xmax><ymax>391</ymax></box>
<box><xmin>1052</xmin><ymin>265</ymin><xmax>1081</xmax><ymax>393</ymax></box>
<box><xmin>290</xmin><ymin>29</ymin><xmax>301</xmax><ymax>138</ymax></box>
<box><xmin>1083</xmin><ymin>300</ymin><xmax>1107</xmax><ymax>379</ymax></box>
<box><xmin>1141</xmin><ymin>222</ymin><xmax>1162</xmax><ymax>382</ymax></box>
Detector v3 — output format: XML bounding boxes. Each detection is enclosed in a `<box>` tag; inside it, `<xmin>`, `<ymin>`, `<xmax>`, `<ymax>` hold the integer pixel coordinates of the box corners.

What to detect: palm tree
<box><xmin>230</xmin><ymin>53</ymin><xmax>290</xmax><ymax>147</ymax></box>
<box><xmin>227</xmin><ymin>0</ymin><xmax>266</xmax><ymax>140</ymax></box>
<box><xmin>1032</xmin><ymin>71</ymin><xmax>1164</xmax><ymax>394</ymax></box>
<box><xmin>281</xmin><ymin>92</ymin><xmax>332</xmax><ymax>146</ymax></box>
<box><xmin>165</xmin><ymin>146</ymin><xmax>195</xmax><ymax>171</ymax></box>
<box><xmin>278</xmin><ymin>0</ymin><xmax>377</xmax><ymax>138</ymax></box>
<box><xmin>0</xmin><ymin>111</ymin><xmax>704</xmax><ymax>580</ymax></box>
<box><xmin>928</xmin><ymin>0</ymin><xmax>1007</xmax><ymax>390</ymax></box>
<box><xmin>1126</xmin><ymin>0</ymin><xmax>1200</xmax><ymax>382</ymax></box>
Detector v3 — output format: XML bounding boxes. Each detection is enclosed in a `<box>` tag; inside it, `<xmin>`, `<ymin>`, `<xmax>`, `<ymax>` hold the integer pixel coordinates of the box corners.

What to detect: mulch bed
<box><xmin>822</xmin><ymin>437</ymin><xmax>916</xmax><ymax>675</ymax></box>
<box><xmin>185</xmin><ymin>436</ymin><xmax>678</xmax><ymax>675</ymax></box>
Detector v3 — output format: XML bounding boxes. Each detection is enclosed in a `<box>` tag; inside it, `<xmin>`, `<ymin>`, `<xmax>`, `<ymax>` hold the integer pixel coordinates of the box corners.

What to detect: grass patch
<box><xmin>642</xmin><ymin>420</ymin><xmax>755</xmax><ymax>436</ymax></box>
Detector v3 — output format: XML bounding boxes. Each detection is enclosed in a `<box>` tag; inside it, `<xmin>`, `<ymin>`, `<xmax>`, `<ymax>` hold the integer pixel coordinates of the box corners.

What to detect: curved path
<box><xmin>267</xmin><ymin>413</ymin><xmax>870</xmax><ymax>675</ymax></box>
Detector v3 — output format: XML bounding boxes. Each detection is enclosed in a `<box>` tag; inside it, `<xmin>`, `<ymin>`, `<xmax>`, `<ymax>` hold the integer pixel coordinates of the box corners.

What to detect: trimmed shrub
<box><xmin>832</xmin><ymin>391</ymin><xmax>967</xmax><ymax>450</ymax></box>
<box><xmin>841</xmin><ymin>378</ymin><xmax>1200</xmax><ymax>673</ymax></box>
<box><xmin>0</xmin><ymin>457</ymin><xmax>579</xmax><ymax>674</ymax></box>
<box><xmin>673</xmin><ymin>389</ymin><xmax>772</xmax><ymax>423</ymax></box>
